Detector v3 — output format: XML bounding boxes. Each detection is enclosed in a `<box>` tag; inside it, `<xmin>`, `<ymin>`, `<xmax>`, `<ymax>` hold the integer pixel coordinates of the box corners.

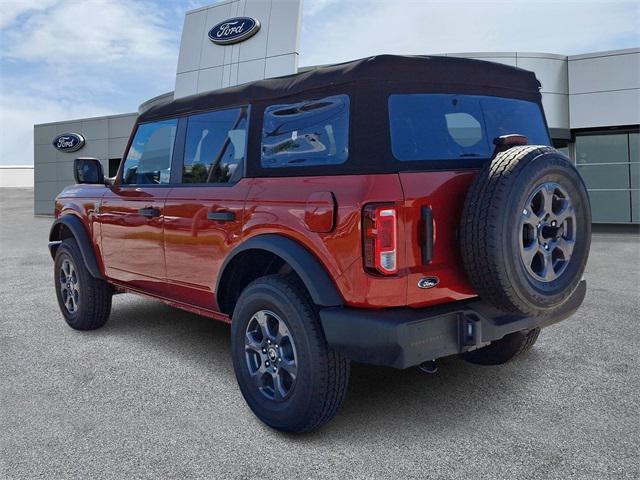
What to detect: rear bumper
<box><xmin>319</xmin><ymin>280</ymin><xmax>586</xmax><ymax>369</ymax></box>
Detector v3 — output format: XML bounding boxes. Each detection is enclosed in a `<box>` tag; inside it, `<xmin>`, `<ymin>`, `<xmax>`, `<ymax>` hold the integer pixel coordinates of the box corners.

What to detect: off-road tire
<box><xmin>460</xmin><ymin>327</ymin><xmax>541</xmax><ymax>365</ymax></box>
<box><xmin>54</xmin><ymin>238</ymin><xmax>112</xmax><ymax>330</ymax></box>
<box><xmin>231</xmin><ymin>274</ymin><xmax>350</xmax><ymax>433</ymax></box>
<box><xmin>460</xmin><ymin>146</ymin><xmax>591</xmax><ymax>316</ymax></box>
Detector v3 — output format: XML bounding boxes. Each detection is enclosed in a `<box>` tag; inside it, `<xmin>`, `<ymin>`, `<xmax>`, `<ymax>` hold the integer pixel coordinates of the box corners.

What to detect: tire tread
<box><xmin>459</xmin><ymin>145</ymin><xmax>587</xmax><ymax>315</ymax></box>
<box><xmin>232</xmin><ymin>274</ymin><xmax>349</xmax><ymax>433</ymax></box>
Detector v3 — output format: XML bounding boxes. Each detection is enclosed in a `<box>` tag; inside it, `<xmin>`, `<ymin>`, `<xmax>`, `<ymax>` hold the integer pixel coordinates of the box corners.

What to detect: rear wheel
<box><xmin>54</xmin><ymin>238</ymin><xmax>112</xmax><ymax>330</ymax></box>
<box><xmin>231</xmin><ymin>275</ymin><xmax>350</xmax><ymax>433</ymax></box>
<box><xmin>461</xmin><ymin>328</ymin><xmax>541</xmax><ymax>365</ymax></box>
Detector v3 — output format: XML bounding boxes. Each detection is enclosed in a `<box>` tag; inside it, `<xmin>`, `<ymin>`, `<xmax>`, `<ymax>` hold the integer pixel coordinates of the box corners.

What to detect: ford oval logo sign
<box><xmin>208</xmin><ymin>17</ymin><xmax>260</xmax><ymax>45</ymax></box>
<box><xmin>52</xmin><ymin>133</ymin><xmax>85</xmax><ymax>153</ymax></box>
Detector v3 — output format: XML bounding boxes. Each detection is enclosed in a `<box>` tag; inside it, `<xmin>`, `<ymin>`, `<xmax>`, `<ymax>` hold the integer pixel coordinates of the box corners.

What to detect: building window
<box><xmin>575</xmin><ymin>131</ymin><xmax>639</xmax><ymax>223</ymax></box>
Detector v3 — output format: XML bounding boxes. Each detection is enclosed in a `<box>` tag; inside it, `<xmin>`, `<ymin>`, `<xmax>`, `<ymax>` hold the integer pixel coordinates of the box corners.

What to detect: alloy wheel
<box><xmin>59</xmin><ymin>258</ymin><xmax>80</xmax><ymax>314</ymax></box>
<box><xmin>519</xmin><ymin>182</ymin><xmax>577</xmax><ymax>282</ymax></box>
<box><xmin>244</xmin><ymin>310</ymin><xmax>298</xmax><ymax>402</ymax></box>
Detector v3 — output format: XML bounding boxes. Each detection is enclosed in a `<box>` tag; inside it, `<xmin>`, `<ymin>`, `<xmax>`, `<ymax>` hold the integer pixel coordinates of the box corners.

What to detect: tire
<box><xmin>54</xmin><ymin>238</ymin><xmax>112</xmax><ymax>330</ymax></box>
<box><xmin>460</xmin><ymin>146</ymin><xmax>591</xmax><ymax>316</ymax></box>
<box><xmin>230</xmin><ymin>274</ymin><xmax>350</xmax><ymax>433</ymax></box>
<box><xmin>460</xmin><ymin>328</ymin><xmax>541</xmax><ymax>365</ymax></box>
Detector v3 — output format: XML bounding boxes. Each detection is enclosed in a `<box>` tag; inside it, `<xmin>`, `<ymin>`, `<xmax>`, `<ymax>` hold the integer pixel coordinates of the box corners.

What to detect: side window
<box><xmin>182</xmin><ymin>107</ymin><xmax>249</xmax><ymax>184</ymax></box>
<box><xmin>122</xmin><ymin>119</ymin><xmax>177</xmax><ymax>184</ymax></box>
<box><xmin>261</xmin><ymin>94</ymin><xmax>349</xmax><ymax>168</ymax></box>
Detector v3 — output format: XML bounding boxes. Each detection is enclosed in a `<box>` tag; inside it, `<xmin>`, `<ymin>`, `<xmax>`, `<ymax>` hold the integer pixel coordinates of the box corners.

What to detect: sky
<box><xmin>0</xmin><ymin>0</ymin><xmax>638</xmax><ymax>166</ymax></box>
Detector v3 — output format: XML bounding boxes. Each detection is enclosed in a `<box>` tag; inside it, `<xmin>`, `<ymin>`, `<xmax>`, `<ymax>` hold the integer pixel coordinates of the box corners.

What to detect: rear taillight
<box><xmin>363</xmin><ymin>204</ymin><xmax>398</xmax><ymax>275</ymax></box>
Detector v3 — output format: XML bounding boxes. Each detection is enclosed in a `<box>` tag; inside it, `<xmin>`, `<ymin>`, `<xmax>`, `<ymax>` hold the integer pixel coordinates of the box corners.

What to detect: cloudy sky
<box><xmin>1</xmin><ymin>0</ymin><xmax>638</xmax><ymax>165</ymax></box>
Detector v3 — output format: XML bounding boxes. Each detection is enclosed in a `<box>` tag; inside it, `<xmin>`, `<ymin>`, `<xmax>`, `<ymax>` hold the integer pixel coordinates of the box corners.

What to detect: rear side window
<box><xmin>122</xmin><ymin>119</ymin><xmax>177</xmax><ymax>184</ymax></box>
<box><xmin>182</xmin><ymin>107</ymin><xmax>248</xmax><ymax>184</ymax></box>
<box><xmin>261</xmin><ymin>95</ymin><xmax>349</xmax><ymax>168</ymax></box>
<box><xmin>388</xmin><ymin>94</ymin><xmax>549</xmax><ymax>162</ymax></box>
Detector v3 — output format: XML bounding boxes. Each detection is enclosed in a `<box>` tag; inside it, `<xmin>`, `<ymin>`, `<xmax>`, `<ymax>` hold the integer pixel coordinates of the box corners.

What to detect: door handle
<box><xmin>207</xmin><ymin>211</ymin><xmax>236</xmax><ymax>222</ymax></box>
<box><xmin>138</xmin><ymin>207</ymin><xmax>161</xmax><ymax>218</ymax></box>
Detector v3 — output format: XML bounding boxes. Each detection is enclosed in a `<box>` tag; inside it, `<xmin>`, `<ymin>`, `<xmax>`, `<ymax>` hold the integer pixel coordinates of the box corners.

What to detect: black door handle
<box><xmin>207</xmin><ymin>211</ymin><xmax>236</xmax><ymax>222</ymax></box>
<box><xmin>138</xmin><ymin>207</ymin><xmax>161</xmax><ymax>218</ymax></box>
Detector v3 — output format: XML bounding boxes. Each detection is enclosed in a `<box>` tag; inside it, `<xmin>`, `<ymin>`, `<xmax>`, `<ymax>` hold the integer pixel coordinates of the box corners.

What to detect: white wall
<box><xmin>568</xmin><ymin>48</ymin><xmax>640</xmax><ymax>129</ymax></box>
<box><xmin>175</xmin><ymin>0</ymin><xmax>302</xmax><ymax>98</ymax></box>
<box><xmin>0</xmin><ymin>166</ymin><xmax>34</xmax><ymax>188</ymax></box>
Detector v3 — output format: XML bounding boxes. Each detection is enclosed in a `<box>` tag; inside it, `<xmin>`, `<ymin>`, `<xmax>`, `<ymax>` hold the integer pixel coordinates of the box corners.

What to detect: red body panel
<box><xmin>54</xmin><ymin>169</ymin><xmax>479</xmax><ymax>316</ymax></box>
<box><xmin>54</xmin><ymin>185</ymin><xmax>106</xmax><ymax>275</ymax></box>
<box><xmin>163</xmin><ymin>181</ymin><xmax>251</xmax><ymax>309</ymax></box>
<box><xmin>100</xmin><ymin>186</ymin><xmax>170</xmax><ymax>295</ymax></box>
<box><xmin>243</xmin><ymin>175</ymin><xmax>407</xmax><ymax>308</ymax></box>
<box><xmin>399</xmin><ymin>171</ymin><xmax>477</xmax><ymax>307</ymax></box>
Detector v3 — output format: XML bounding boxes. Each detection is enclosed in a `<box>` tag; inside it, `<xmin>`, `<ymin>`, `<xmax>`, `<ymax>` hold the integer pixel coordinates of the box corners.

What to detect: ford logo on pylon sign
<box><xmin>208</xmin><ymin>17</ymin><xmax>261</xmax><ymax>45</ymax></box>
<box><xmin>52</xmin><ymin>133</ymin><xmax>85</xmax><ymax>153</ymax></box>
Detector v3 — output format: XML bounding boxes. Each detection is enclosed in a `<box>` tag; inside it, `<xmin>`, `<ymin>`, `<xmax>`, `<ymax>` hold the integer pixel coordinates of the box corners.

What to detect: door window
<box><xmin>182</xmin><ymin>107</ymin><xmax>248</xmax><ymax>184</ymax></box>
<box><xmin>122</xmin><ymin>119</ymin><xmax>177</xmax><ymax>185</ymax></box>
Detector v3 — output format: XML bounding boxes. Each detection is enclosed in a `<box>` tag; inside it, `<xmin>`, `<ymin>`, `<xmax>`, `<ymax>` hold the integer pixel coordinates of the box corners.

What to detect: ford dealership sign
<box><xmin>208</xmin><ymin>17</ymin><xmax>260</xmax><ymax>45</ymax></box>
<box><xmin>52</xmin><ymin>133</ymin><xmax>85</xmax><ymax>153</ymax></box>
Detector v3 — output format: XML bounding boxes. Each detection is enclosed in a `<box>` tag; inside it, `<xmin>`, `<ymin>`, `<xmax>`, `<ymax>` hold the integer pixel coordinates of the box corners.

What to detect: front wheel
<box><xmin>54</xmin><ymin>238</ymin><xmax>112</xmax><ymax>330</ymax></box>
<box><xmin>231</xmin><ymin>275</ymin><xmax>350</xmax><ymax>433</ymax></box>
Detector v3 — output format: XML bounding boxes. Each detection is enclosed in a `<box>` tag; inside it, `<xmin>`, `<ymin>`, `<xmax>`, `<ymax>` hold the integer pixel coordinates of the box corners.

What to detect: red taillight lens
<box><xmin>363</xmin><ymin>204</ymin><xmax>398</xmax><ymax>275</ymax></box>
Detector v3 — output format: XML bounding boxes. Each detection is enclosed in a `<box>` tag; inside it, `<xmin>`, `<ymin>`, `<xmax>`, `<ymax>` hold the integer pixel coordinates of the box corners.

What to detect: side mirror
<box><xmin>74</xmin><ymin>157</ymin><xmax>104</xmax><ymax>184</ymax></box>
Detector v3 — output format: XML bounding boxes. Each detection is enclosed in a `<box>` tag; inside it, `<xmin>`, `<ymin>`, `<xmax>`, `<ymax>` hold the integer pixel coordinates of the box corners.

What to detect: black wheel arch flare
<box><xmin>217</xmin><ymin>234</ymin><xmax>344</xmax><ymax>311</ymax></box>
<box><xmin>48</xmin><ymin>215</ymin><xmax>104</xmax><ymax>280</ymax></box>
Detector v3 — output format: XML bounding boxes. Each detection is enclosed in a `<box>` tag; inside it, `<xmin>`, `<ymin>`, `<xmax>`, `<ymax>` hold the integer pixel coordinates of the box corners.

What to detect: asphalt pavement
<box><xmin>1</xmin><ymin>188</ymin><xmax>638</xmax><ymax>479</ymax></box>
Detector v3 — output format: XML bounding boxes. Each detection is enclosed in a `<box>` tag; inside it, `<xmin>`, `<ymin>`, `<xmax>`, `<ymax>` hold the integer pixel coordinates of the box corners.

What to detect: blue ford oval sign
<box><xmin>208</xmin><ymin>17</ymin><xmax>260</xmax><ymax>45</ymax></box>
<box><xmin>52</xmin><ymin>133</ymin><xmax>85</xmax><ymax>153</ymax></box>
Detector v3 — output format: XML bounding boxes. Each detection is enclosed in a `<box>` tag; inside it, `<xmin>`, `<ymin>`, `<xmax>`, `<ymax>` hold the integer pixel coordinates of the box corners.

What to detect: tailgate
<box><xmin>399</xmin><ymin>170</ymin><xmax>478</xmax><ymax>308</ymax></box>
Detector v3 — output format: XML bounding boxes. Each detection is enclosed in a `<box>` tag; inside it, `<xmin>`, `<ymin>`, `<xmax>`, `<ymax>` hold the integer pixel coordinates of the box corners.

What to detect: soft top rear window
<box><xmin>389</xmin><ymin>94</ymin><xmax>550</xmax><ymax>162</ymax></box>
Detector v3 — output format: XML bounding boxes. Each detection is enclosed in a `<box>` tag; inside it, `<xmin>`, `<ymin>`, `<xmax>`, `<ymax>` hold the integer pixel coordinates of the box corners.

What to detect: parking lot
<box><xmin>1</xmin><ymin>187</ymin><xmax>638</xmax><ymax>479</ymax></box>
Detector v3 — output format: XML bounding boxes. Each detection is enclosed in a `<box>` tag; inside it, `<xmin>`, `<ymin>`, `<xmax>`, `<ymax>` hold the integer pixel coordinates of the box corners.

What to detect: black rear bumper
<box><xmin>319</xmin><ymin>280</ymin><xmax>586</xmax><ymax>369</ymax></box>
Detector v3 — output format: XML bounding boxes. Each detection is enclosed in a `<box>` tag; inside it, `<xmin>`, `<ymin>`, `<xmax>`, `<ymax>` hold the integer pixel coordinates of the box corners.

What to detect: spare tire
<box><xmin>460</xmin><ymin>145</ymin><xmax>591</xmax><ymax>316</ymax></box>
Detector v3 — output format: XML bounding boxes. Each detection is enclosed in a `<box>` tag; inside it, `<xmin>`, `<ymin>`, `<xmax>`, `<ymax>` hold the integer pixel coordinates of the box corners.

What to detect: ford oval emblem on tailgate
<box><xmin>418</xmin><ymin>277</ymin><xmax>439</xmax><ymax>289</ymax></box>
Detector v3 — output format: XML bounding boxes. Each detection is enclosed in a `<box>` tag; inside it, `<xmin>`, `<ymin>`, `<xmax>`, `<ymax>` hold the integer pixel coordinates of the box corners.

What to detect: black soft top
<box><xmin>139</xmin><ymin>54</ymin><xmax>541</xmax><ymax>123</ymax></box>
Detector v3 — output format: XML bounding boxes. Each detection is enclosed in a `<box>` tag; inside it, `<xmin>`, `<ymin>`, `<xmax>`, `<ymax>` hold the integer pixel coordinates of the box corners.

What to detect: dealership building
<box><xmin>33</xmin><ymin>0</ymin><xmax>639</xmax><ymax>223</ymax></box>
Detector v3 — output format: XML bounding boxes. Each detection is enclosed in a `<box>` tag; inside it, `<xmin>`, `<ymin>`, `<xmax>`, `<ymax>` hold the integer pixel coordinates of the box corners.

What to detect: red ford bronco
<box><xmin>49</xmin><ymin>55</ymin><xmax>591</xmax><ymax>432</ymax></box>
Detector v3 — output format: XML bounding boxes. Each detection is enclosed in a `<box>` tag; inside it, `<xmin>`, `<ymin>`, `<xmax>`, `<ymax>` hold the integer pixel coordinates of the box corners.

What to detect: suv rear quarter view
<box><xmin>48</xmin><ymin>55</ymin><xmax>591</xmax><ymax>432</ymax></box>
